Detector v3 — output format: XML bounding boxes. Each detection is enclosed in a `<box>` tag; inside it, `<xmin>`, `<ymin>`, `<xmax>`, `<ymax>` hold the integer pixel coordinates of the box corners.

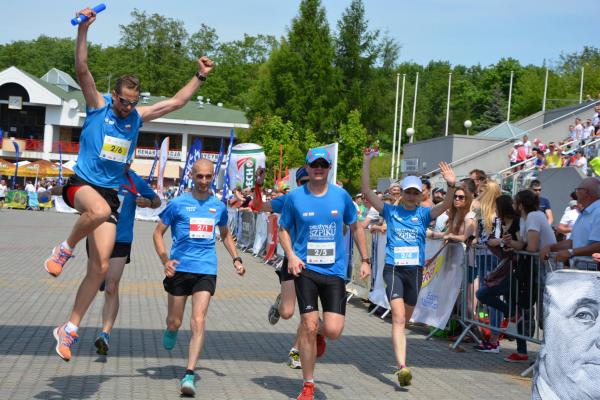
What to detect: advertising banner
<box><xmin>227</xmin><ymin>143</ymin><xmax>266</xmax><ymax>189</ymax></box>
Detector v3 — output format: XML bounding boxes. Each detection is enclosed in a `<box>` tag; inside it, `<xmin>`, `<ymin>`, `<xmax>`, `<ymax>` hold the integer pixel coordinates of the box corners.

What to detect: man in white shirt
<box><xmin>557</xmin><ymin>200</ymin><xmax>580</xmax><ymax>240</ymax></box>
<box><xmin>522</xmin><ymin>135</ymin><xmax>532</xmax><ymax>157</ymax></box>
<box><xmin>24</xmin><ymin>180</ymin><xmax>35</xmax><ymax>193</ymax></box>
<box><xmin>583</xmin><ymin>119</ymin><xmax>594</xmax><ymax>141</ymax></box>
<box><xmin>0</xmin><ymin>179</ymin><xmax>7</xmax><ymax>208</ymax></box>
<box><xmin>573</xmin><ymin>150</ymin><xmax>588</xmax><ymax>175</ymax></box>
<box><xmin>574</xmin><ymin>118</ymin><xmax>584</xmax><ymax>140</ymax></box>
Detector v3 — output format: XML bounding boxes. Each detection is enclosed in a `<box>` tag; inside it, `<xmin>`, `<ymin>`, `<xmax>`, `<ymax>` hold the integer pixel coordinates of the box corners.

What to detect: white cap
<box><xmin>400</xmin><ymin>175</ymin><xmax>422</xmax><ymax>192</ymax></box>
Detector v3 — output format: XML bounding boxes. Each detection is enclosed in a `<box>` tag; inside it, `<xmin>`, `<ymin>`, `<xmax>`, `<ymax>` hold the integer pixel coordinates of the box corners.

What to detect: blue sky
<box><xmin>0</xmin><ymin>0</ymin><xmax>593</xmax><ymax>67</ymax></box>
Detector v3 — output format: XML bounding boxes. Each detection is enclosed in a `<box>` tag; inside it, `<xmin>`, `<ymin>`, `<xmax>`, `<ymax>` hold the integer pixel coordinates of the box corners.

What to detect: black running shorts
<box><xmin>163</xmin><ymin>272</ymin><xmax>217</xmax><ymax>297</ymax></box>
<box><xmin>295</xmin><ymin>268</ymin><xmax>347</xmax><ymax>315</ymax></box>
<box><xmin>278</xmin><ymin>257</ymin><xmax>296</xmax><ymax>283</ymax></box>
<box><xmin>62</xmin><ymin>174</ymin><xmax>120</xmax><ymax>225</ymax></box>
<box><xmin>383</xmin><ymin>264</ymin><xmax>420</xmax><ymax>306</ymax></box>
<box><xmin>85</xmin><ymin>240</ymin><xmax>131</xmax><ymax>264</ymax></box>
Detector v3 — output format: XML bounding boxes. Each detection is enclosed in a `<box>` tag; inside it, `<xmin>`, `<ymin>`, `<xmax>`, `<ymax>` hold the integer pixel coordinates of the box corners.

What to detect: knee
<box><xmin>301</xmin><ymin>318</ymin><xmax>319</xmax><ymax>336</ymax></box>
<box><xmin>88</xmin><ymin>202</ymin><xmax>111</xmax><ymax>222</ymax></box>
<box><xmin>322</xmin><ymin>325</ymin><xmax>343</xmax><ymax>340</ymax></box>
<box><xmin>166</xmin><ymin>316</ymin><xmax>182</xmax><ymax>331</ymax></box>
<box><xmin>280</xmin><ymin>304</ymin><xmax>295</xmax><ymax>320</ymax></box>
<box><xmin>190</xmin><ymin>315</ymin><xmax>206</xmax><ymax>333</ymax></box>
<box><xmin>104</xmin><ymin>280</ymin><xmax>119</xmax><ymax>297</ymax></box>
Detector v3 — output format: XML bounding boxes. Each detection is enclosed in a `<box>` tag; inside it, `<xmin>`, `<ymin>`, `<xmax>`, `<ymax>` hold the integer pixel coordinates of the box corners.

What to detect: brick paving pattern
<box><xmin>0</xmin><ymin>209</ymin><xmax>534</xmax><ymax>399</ymax></box>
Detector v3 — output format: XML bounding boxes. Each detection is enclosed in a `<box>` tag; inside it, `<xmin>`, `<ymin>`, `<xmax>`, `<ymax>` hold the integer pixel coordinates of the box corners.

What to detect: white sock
<box><xmin>61</xmin><ymin>241</ymin><xmax>74</xmax><ymax>251</ymax></box>
<box><xmin>304</xmin><ymin>379</ymin><xmax>314</xmax><ymax>384</ymax></box>
<box><xmin>290</xmin><ymin>347</ymin><xmax>298</xmax><ymax>353</ymax></box>
<box><xmin>65</xmin><ymin>321</ymin><xmax>78</xmax><ymax>334</ymax></box>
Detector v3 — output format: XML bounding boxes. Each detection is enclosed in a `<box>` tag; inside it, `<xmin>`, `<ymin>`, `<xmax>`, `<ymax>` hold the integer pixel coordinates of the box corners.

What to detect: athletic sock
<box><xmin>65</xmin><ymin>321</ymin><xmax>78</xmax><ymax>334</ymax></box>
<box><xmin>61</xmin><ymin>241</ymin><xmax>74</xmax><ymax>251</ymax></box>
<box><xmin>186</xmin><ymin>369</ymin><xmax>194</xmax><ymax>376</ymax></box>
<box><xmin>290</xmin><ymin>347</ymin><xmax>299</xmax><ymax>353</ymax></box>
<box><xmin>304</xmin><ymin>379</ymin><xmax>314</xmax><ymax>384</ymax></box>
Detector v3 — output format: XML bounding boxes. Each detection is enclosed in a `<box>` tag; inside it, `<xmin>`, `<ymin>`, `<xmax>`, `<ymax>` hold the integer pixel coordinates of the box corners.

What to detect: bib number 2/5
<box><xmin>100</xmin><ymin>136</ymin><xmax>131</xmax><ymax>163</ymax></box>
<box><xmin>307</xmin><ymin>242</ymin><xmax>335</xmax><ymax>264</ymax></box>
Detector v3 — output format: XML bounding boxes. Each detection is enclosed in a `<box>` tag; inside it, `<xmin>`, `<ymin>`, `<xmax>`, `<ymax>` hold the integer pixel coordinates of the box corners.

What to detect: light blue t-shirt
<box><xmin>383</xmin><ymin>203</ymin><xmax>432</xmax><ymax>268</ymax></box>
<box><xmin>159</xmin><ymin>193</ymin><xmax>228</xmax><ymax>275</ymax></box>
<box><xmin>74</xmin><ymin>95</ymin><xmax>143</xmax><ymax>189</ymax></box>
<box><xmin>571</xmin><ymin>198</ymin><xmax>600</xmax><ymax>249</ymax></box>
<box><xmin>115</xmin><ymin>170</ymin><xmax>158</xmax><ymax>244</ymax></box>
<box><xmin>279</xmin><ymin>184</ymin><xmax>357</xmax><ymax>279</ymax></box>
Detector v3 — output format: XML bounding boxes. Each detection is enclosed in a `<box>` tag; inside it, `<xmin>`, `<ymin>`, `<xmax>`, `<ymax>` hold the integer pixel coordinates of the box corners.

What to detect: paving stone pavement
<box><xmin>0</xmin><ymin>209</ymin><xmax>535</xmax><ymax>399</ymax></box>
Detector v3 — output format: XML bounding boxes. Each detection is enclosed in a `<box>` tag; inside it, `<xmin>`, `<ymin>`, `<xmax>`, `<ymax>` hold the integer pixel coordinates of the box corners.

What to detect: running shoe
<box><xmin>268</xmin><ymin>293</ymin><xmax>282</xmax><ymax>325</ymax></box>
<box><xmin>44</xmin><ymin>244</ymin><xmax>74</xmax><ymax>277</ymax></box>
<box><xmin>473</xmin><ymin>340</ymin><xmax>500</xmax><ymax>353</ymax></box>
<box><xmin>53</xmin><ymin>324</ymin><xmax>79</xmax><ymax>361</ymax></box>
<box><xmin>94</xmin><ymin>332</ymin><xmax>110</xmax><ymax>355</ymax></box>
<box><xmin>288</xmin><ymin>349</ymin><xmax>302</xmax><ymax>369</ymax></box>
<box><xmin>504</xmin><ymin>352</ymin><xmax>529</xmax><ymax>363</ymax></box>
<box><xmin>395</xmin><ymin>367</ymin><xmax>412</xmax><ymax>387</ymax></box>
<box><xmin>296</xmin><ymin>382</ymin><xmax>315</xmax><ymax>400</ymax></box>
<box><xmin>180</xmin><ymin>374</ymin><xmax>196</xmax><ymax>397</ymax></box>
<box><xmin>316</xmin><ymin>334</ymin><xmax>326</xmax><ymax>358</ymax></box>
<box><xmin>163</xmin><ymin>329</ymin><xmax>178</xmax><ymax>350</ymax></box>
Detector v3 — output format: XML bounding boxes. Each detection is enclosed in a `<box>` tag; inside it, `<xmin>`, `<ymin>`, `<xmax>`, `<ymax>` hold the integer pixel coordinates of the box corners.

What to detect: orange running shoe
<box><xmin>44</xmin><ymin>244</ymin><xmax>74</xmax><ymax>277</ymax></box>
<box><xmin>296</xmin><ymin>382</ymin><xmax>315</xmax><ymax>400</ymax></box>
<box><xmin>316</xmin><ymin>334</ymin><xmax>326</xmax><ymax>358</ymax></box>
<box><xmin>53</xmin><ymin>324</ymin><xmax>78</xmax><ymax>361</ymax></box>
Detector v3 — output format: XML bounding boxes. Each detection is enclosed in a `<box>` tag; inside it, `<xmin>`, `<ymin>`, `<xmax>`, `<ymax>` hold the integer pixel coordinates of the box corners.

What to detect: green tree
<box><xmin>336</xmin><ymin>110</ymin><xmax>369</xmax><ymax>191</ymax></box>
<box><xmin>478</xmin><ymin>85</ymin><xmax>506</xmax><ymax>131</ymax></box>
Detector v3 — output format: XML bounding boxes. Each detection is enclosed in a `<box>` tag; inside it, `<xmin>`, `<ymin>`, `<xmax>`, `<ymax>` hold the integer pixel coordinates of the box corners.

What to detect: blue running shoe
<box><xmin>94</xmin><ymin>332</ymin><xmax>110</xmax><ymax>355</ymax></box>
<box><xmin>180</xmin><ymin>374</ymin><xmax>196</xmax><ymax>396</ymax></box>
<box><xmin>163</xmin><ymin>329</ymin><xmax>178</xmax><ymax>350</ymax></box>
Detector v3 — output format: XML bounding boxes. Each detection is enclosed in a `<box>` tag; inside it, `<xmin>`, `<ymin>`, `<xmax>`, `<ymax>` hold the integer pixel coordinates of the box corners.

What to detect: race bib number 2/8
<box><xmin>100</xmin><ymin>136</ymin><xmax>131</xmax><ymax>163</ymax></box>
<box><xmin>189</xmin><ymin>218</ymin><xmax>215</xmax><ymax>239</ymax></box>
<box><xmin>307</xmin><ymin>242</ymin><xmax>335</xmax><ymax>264</ymax></box>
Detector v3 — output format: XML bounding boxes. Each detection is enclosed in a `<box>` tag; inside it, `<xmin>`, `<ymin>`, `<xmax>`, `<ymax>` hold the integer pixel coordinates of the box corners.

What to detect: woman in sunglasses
<box><xmin>361</xmin><ymin>153</ymin><xmax>457</xmax><ymax>387</ymax></box>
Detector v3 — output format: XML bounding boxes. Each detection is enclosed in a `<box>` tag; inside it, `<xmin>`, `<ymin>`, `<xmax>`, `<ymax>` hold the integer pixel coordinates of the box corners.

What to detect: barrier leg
<box><xmin>425</xmin><ymin>328</ymin><xmax>441</xmax><ymax>340</ymax></box>
<box><xmin>346</xmin><ymin>293</ymin><xmax>354</xmax><ymax>303</ymax></box>
<box><xmin>368</xmin><ymin>305</ymin><xmax>380</xmax><ymax>316</ymax></box>
<box><xmin>380</xmin><ymin>309</ymin><xmax>390</xmax><ymax>319</ymax></box>
<box><xmin>520</xmin><ymin>363</ymin><xmax>535</xmax><ymax>377</ymax></box>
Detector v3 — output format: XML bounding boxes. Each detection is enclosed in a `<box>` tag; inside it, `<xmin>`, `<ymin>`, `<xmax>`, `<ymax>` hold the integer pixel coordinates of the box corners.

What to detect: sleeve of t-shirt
<box><xmin>589</xmin><ymin>210</ymin><xmax>600</xmax><ymax>242</ymax></box>
<box><xmin>159</xmin><ymin>202</ymin><xmax>175</xmax><ymax>226</ymax></box>
<box><xmin>278</xmin><ymin>196</ymin><xmax>294</xmax><ymax>231</ymax></box>
<box><xmin>421</xmin><ymin>206</ymin><xmax>432</xmax><ymax>226</ymax></box>
<box><xmin>343</xmin><ymin>192</ymin><xmax>357</xmax><ymax>225</ymax></box>
<box><xmin>541</xmin><ymin>197</ymin><xmax>551</xmax><ymax>210</ymax></box>
<box><xmin>559</xmin><ymin>208</ymin><xmax>571</xmax><ymax>225</ymax></box>
<box><xmin>526</xmin><ymin>212</ymin><xmax>544</xmax><ymax>233</ymax></box>
<box><xmin>382</xmin><ymin>203</ymin><xmax>391</xmax><ymax>223</ymax></box>
<box><xmin>217</xmin><ymin>203</ymin><xmax>228</xmax><ymax>227</ymax></box>
<box><xmin>135</xmin><ymin>175</ymin><xmax>157</xmax><ymax>200</ymax></box>
<box><xmin>271</xmin><ymin>196</ymin><xmax>285</xmax><ymax>214</ymax></box>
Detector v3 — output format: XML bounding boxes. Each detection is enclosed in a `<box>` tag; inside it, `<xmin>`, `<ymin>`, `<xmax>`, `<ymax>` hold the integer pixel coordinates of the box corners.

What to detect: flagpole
<box><xmin>445</xmin><ymin>72</ymin><xmax>452</xmax><ymax>136</ymax></box>
<box><xmin>542</xmin><ymin>68</ymin><xmax>549</xmax><ymax>112</ymax></box>
<box><xmin>410</xmin><ymin>71</ymin><xmax>419</xmax><ymax>143</ymax></box>
<box><xmin>507</xmin><ymin>70</ymin><xmax>514</xmax><ymax>122</ymax></box>
<box><xmin>395</xmin><ymin>74</ymin><xmax>406</xmax><ymax>179</ymax></box>
<box><xmin>390</xmin><ymin>73</ymin><xmax>400</xmax><ymax>179</ymax></box>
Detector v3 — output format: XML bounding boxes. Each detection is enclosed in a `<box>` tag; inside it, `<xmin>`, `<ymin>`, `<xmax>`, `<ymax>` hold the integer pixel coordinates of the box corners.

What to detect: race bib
<box><xmin>394</xmin><ymin>246</ymin><xmax>420</xmax><ymax>266</ymax></box>
<box><xmin>100</xmin><ymin>136</ymin><xmax>131</xmax><ymax>163</ymax></box>
<box><xmin>189</xmin><ymin>217</ymin><xmax>215</xmax><ymax>239</ymax></box>
<box><xmin>307</xmin><ymin>242</ymin><xmax>335</xmax><ymax>264</ymax></box>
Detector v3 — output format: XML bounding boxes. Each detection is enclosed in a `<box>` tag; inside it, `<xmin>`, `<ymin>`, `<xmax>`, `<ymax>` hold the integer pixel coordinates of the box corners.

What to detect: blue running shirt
<box><xmin>279</xmin><ymin>184</ymin><xmax>357</xmax><ymax>279</ymax></box>
<box><xmin>115</xmin><ymin>170</ymin><xmax>157</xmax><ymax>244</ymax></box>
<box><xmin>159</xmin><ymin>193</ymin><xmax>228</xmax><ymax>275</ymax></box>
<box><xmin>270</xmin><ymin>194</ymin><xmax>286</xmax><ymax>214</ymax></box>
<box><xmin>383</xmin><ymin>203</ymin><xmax>431</xmax><ymax>268</ymax></box>
<box><xmin>74</xmin><ymin>95</ymin><xmax>143</xmax><ymax>188</ymax></box>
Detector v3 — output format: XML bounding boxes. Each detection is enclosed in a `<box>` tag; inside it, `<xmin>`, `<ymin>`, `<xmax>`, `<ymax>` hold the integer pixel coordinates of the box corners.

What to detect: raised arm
<box><xmin>75</xmin><ymin>8</ymin><xmax>104</xmax><ymax>109</ymax></box>
<box><xmin>137</xmin><ymin>56</ymin><xmax>214</xmax><ymax>122</ymax></box>
<box><xmin>361</xmin><ymin>153</ymin><xmax>384</xmax><ymax>213</ymax></box>
<box><xmin>430</xmin><ymin>162</ymin><xmax>457</xmax><ymax>220</ymax></box>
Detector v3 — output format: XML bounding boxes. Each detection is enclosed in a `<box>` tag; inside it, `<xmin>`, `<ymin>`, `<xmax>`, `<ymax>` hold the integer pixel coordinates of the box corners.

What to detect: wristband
<box><xmin>232</xmin><ymin>256</ymin><xmax>243</xmax><ymax>265</ymax></box>
<box><xmin>195</xmin><ymin>71</ymin><xmax>207</xmax><ymax>81</ymax></box>
<box><xmin>361</xmin><ymin>257</ymin><xmax>371</xmax><ymax>265</ymax></box>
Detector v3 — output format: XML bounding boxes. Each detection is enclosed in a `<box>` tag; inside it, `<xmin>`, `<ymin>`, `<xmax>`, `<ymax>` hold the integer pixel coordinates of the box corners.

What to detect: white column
<box><xmin>181</xmin><ymin>133</ymin><xmax>189</xmax><ymax>162</ymax></box>
<box><xmin>43</xmin><ymin>124</ymin><xmax>54</xmax><ymax>157</ymax></box>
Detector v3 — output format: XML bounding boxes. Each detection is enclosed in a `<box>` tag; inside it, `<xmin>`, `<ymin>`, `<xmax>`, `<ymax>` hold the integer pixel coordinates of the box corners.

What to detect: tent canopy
<box><xmin>3</xmin><ymin>159</ymin><xmax>74</xmax><ymax>178</ymax></box>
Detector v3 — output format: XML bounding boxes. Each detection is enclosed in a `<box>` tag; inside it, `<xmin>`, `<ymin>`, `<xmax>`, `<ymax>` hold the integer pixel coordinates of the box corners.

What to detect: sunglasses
<box><xmin>309</xmin><ymin>160</ymin><xmax>330</xmax><ymax>169</ymax></box>
<box><xmin>116</xmin><ymin>95</ymin><xmax>139</xmax><ymax>108</ymax></box>
<box><xmin>454</xmin><ymin>195</ymin><xmax>466</xmax><ymax>200</ymax></box>
<box><xmin>532</xmin><ymin>188</ymin><xmax>542</xmax><ymax>192</ymax></box>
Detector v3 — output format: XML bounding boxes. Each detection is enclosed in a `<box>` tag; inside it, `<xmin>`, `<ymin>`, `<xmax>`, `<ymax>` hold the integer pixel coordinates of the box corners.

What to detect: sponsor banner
<box><xmin>4</xmin><ymin>189</ymin><xmax>27</xmax><ymax>209</ymax></box>
<box><xmin>135</xmin><ymin>148</ymin><xmax>223</xmax><ymax>163</ymax></box>
<box><xmin>227</xmin><ymin>143</ymin><xmax>266</xmax><ymax>189</ymax></box>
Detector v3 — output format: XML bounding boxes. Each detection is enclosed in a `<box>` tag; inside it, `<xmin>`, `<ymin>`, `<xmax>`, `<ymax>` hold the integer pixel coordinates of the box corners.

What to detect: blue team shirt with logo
<box><xmin>159</xmin><ymin>193</ymin><xmax>228</xmax><ymax>275</ymax></box>
<box><xmin>74</xmin><ymin>95</ymin><xmax>143</xmax><ymax>188</ymax></box>
<box><xmin>115</xmin><ymin>170</ymin><xmax>157</xmax><ymax>244</ymax></box>
<box><xmin>383</xmin><ymin>203</ymin><xmax>431</xmax><ymax>268</ymax></box>
<box><xmin>279</xmin><ymin>184</ymin><xmax>357</xmax><ymax>279</ymax></box>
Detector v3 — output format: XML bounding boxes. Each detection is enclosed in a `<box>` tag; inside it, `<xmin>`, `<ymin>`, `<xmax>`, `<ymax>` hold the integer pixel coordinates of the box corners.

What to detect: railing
<box><xmin>424</xmin><ymin>99</ymin><xmax>600</xmax><ymax>177</ymax></box>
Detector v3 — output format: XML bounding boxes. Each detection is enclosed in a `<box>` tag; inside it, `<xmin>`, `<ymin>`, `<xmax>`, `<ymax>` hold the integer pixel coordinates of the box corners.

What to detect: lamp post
<box><xmin>464</xmin><ymin>120</ymin><xmax>472</xmax><ymax>135</ymax></box>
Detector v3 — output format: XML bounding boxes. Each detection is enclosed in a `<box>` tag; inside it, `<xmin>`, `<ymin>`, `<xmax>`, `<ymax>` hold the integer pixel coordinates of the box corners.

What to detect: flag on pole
<box><xmin>220</xmin><ymin>129</ymin><xmax>235</xmax><ymax>204</ymax></box>
<box><xmin>58</xmin><ymin>143</ymin><xmax>64</xmax><ymax>186</ymax></box>
<box><xmin>178</xmin><ymin>138</ymin><xmax>203</xmax><ymax>195</ymax></box>
<box><xmin>157</xmin><ymin>137</ymin><xmax>170</xmax><ymax>197</ymax></box>
<box><xmin>11</xmin><ymin>140</ymin><xmax>19</xmax><ymax>190</ymax></box>
<box><xmin>278</xmin><ymin>144</ymin><xmax>283</xmax><ymax>182</ymax></box>
<box><xmin>146</xmin><ymin>140</ymin><xmax>159</xmax><ymax>184</ymax></box>
<box><xmin>211</xmin><ymin>137</ymin><xmax>225</xmax><ymax>192</ymax></box>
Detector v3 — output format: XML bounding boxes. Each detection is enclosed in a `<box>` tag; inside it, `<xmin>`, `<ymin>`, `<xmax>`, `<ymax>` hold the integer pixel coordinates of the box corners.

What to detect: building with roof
<box><xmin>0</xmin><ymin>66</ymin><xmax>249</xmax><ymax>178</ymax></box>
